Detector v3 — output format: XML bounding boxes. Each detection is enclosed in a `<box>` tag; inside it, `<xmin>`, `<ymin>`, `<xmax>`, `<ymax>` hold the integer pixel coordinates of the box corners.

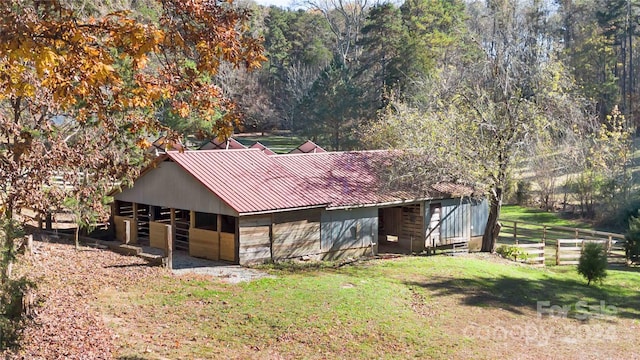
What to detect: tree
<box><xmin>578</xmin><ymin>242</ymin><xmax>608</xmax><ymax>285</ymax></box>
<box><xmin>296</xmin><ymin>57</ymin><xmax>363</xmax><ymax>150</ymax></box>
<box><xmin>365</xmin><ymin>0</ymin><xmax>594</xmax><ymax>252</ymax></box>
<box><xmin>0</xmin><ymin>0</ymin><xmax>265</xmax><ymax>280</ymax></box>
<box><xmin>357</xmin><ymin>2</ymin><xmax>404</xmax><ymax>110</ymax></box>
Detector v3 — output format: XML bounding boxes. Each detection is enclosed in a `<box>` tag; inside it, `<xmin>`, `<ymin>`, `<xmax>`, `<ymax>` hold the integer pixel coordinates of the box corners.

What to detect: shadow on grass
<box><xmin>406</xmin><ymin>274</ymin><xmax>640</xmax><ymax>320</ymax></box>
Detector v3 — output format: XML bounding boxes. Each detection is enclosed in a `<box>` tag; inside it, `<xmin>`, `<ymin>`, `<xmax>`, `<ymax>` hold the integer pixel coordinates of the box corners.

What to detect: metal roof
<box><xmin>288</xmin><ymin>140</ymin><xmax>326</xmax><ymax>154</ymax></box>
<box><xmin>249</xmin><ymin>142</ymin><xmax>276</xmax><ymax>155</ymax></box>
<box><xmin>164</xmin><ymin>149</ymin><xmax>474</xmax><ymax>214</ymax></box>
<box><xmin>199</xmin><ymin>137</ymin><xmax>247</xmax><ymax>150</ymax></box>
<box><xmin>167</xmin><ymin>150</ymin><xmax>328</xmax><ymax>214</ymax></box>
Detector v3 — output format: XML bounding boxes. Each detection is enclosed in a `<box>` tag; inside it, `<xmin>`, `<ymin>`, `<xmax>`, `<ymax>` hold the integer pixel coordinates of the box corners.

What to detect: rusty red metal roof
<box><xmin>199</xmin><ymin>137</ymin><xmax>247</xmax><ymax>150</ymax></box>
<box><xmin>288</xmin><ymin>140</ymin><xmax>326</xmax><ymax>154</ymax></box>
<box><xmin>166</xmin><ymin>149</ymin><xmax>473</xmax><ymax>214</ymax></box>
<box><xmin>249</xmin><ymin>142</ymin><xmax>276</xmax><ymax>155</ymax></box>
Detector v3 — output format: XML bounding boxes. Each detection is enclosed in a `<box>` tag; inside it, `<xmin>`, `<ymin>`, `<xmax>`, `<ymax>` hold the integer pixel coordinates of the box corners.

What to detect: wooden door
<box><xmin>427</xmin><ymin>204</ymin><xmax>441</xmax><ymax>247</ymax></box>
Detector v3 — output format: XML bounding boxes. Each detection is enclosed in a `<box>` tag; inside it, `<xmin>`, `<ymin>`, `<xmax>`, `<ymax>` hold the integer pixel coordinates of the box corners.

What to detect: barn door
<box><xmin>427</xmin><ymin>204</ymin><xmax>441</xmax><ymax>247</ymax></box>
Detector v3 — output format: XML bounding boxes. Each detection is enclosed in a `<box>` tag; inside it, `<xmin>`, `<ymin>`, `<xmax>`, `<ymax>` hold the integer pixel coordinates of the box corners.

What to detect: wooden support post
<box><xmin>45</xmin><ymin>213</ymin><xmax>52</xmax><ymax>231</ymax></box>
<box><xmin>167</xmin><ymin>209</ymin><xmax>175</xmax><ymax>270</ymax></box>
<box><xmin>190</xmin><ymin>211</ymin><xmax>195</xmax><ymax>229</ymax></box>
<box><xmin>124</xmin><ymin>219</ymin><xmax>131</xmax><ymax>244</ymax></box>
<box><xmin>37</xmin><ymin>214</ymin><xmax>43</xmax><ymax>230</ymax></box>
<box><xmin>543</xmin><ymin>225</ymin><xmax>547</xmax><ymax>243</ymax></box>
<box><xmin>541</xmin><ymin>238</ymin><xmax>545</xmax><ymax>266</ymax></box>
<box><xmin>217</xmin><ymin>213</ymin><xmax>222</xmax><ymax>261</ymax></box>
<box><xmin>556</xmin><ymin>240</ymin><xmax>560</xmax><ymax>266</ymax></box>
<box><xmin>131</xmin><ymin>203</ymin><xmax>139</xmax><ymax>244</ymax></box>
<box><xmin>607</xmin><ymin>235</ymin><xmax>612</xmax><ymax>254</ymax></box>
<box><xmin>575</xmin><ymin>228</ymin><xmax>579</xmax><ymax>239</ymax></box>
<box><xmin>514</xmin><ymin>222</ymin><xmax>518</xmax><ymax>245</ymax></box>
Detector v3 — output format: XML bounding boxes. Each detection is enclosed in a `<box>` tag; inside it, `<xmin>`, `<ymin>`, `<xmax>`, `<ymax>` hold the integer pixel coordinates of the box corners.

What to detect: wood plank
<box><xmin>149</xmin><ymin>221</ymin><xmax>169</xmax><ymax>250</ymax></box>
<box><xmin>220</xmin><ymin>232</ymin><xmax>235</xmax><ymax>262</ymax></box>
<box><xmin>515</xmin><ymin>243</ymin><xmax>545</xmax><ymax>248</ymax></box>
<box><xmin>189</xmin><ymin>228</ymin><xmax>219</xmax><ymax>260</ymax></box>
<box><xmin>559</xmin><ymin>260</ymin><xmax>580</xmax><ymax>265</ymax></box>
<box><xmin>558</xmin><ymin>254</ymin><xmax>581</xmax><ymax>259</ymax></box>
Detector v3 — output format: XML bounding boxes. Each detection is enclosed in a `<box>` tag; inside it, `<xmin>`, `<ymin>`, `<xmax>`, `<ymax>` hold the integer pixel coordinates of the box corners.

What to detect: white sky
<box><xmin>254</xmin><ymin>0</ymin><xmax>298</xmax><ymax>8</ymax></box>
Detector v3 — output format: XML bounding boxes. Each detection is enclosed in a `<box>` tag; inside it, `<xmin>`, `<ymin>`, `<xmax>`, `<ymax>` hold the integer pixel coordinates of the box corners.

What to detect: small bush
<box><xmin>625</xmin><ymin>214</ymin><xmax>640</xmax><ymax>264</ymax></box>
<box><xmin>0</xmin><ymin>277</ymin><xmax>35</xmax><ymax>349</ymax></box>
<box><xmin>577</xmin><ymin>242</ymin><xmax>608</xmax><ymax>286</ymax></box>
<box><xmin>496</xmin><ymin>245</ymin><xmax>529</xmax><ymax>262</ymax></box>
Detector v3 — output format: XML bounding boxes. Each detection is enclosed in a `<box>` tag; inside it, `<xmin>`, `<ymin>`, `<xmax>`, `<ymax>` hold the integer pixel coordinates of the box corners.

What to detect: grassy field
<box><xmin>234</xmin><ymin>133</ymin><xmax>310</xmax><ymax>154</ymax></box>
<box><xmin>499</xmin><ymin>205</ymin><xmax>592</xmax><ymax>229</ymax></box>
<box><xmin>99</xmin><ymin>254</ymin><xmax>640</xmax><ymax>359</ymax></box>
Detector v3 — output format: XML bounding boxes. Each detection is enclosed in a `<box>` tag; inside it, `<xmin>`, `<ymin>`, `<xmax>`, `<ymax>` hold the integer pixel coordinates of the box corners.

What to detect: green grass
<box><xmin>234</xmin><ymin>134</ymin><xmax>310</xmax><ymax>154</ymax></box>
<box><xmin>99</xmin><ymin>256</ymin><xmax>640</xmax><ymax>359</ymax></box>
<box><xmin>500</xmin><ymin>205</ymin><xmax>591</xmax><ymax>228</ymax></box>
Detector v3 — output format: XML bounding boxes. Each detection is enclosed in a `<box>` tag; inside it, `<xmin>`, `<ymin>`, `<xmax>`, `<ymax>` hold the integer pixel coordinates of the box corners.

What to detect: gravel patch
<box><xmin>170</xmin><ymin>251</ymin><xmax>274</xmax><ymax>283</ymax></box>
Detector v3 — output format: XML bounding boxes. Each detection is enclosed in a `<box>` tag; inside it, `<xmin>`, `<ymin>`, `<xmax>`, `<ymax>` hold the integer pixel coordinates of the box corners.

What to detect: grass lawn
<box><xmin>234</xmin><ymin>134</ymin><xmax>310</xmax><ymax>154</ymax></box>
<box><xmin>99</xmin><ymin>255</ymin><xmax>640</xmax><ymax>359</ymax></box>
<box><xmin>499</xmin><ymin>205</ymin><xmax>591</xmax><ymax>229</ymax></box>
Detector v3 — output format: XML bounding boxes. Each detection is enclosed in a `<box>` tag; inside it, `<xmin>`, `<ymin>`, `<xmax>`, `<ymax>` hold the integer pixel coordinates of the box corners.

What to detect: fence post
<box><xmin>556</xmin><ymin>239</ymin><xmax>560</xmax><ymax>266</ymax></box>
<box><xmin>541</xmin><ymin>238</ymin><xmax>545</xmax><ymax>266</ymax></box>
<box><xmin>514</xmin><ymin>221</ymin><xmax>518</xmax><ymax>245</ymax></box>
<box><xmin>543</xmin><ymin>226</ymin><xmax>547</xmax><ymax>243</ymax></box>
<box><xmin>607</xmin><ymin>235</ymin><xmax>612</xmax><ymax>257</ymax></box>
<box><xmin>575</xmin><ymin>228</ymin><xmax>579</xmax><ymax>239</ymax></box>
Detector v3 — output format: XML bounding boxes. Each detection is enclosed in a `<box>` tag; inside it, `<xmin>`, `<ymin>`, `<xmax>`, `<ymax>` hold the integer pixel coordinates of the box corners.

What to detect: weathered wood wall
<box><xmin>379</xmin><ymin>207</ymin><xmax>402</xmax><ymax>238</ymax></box>
<box><xmin>220</xmin><ymin>232</ymin><xmax>235</xmax><ymax>262</ymax></box>
<box><xmin>113</xmin><ymin>215</ymin><xmax>129</xmax><ymax>242</ymax></box>
<box><xmin>272</xmin><ymin>209</ymin><xmax>321</xmax><ymax>260</ymax></box>
<box><xmin>149</xmin><ymin>221</ymin><xmax>170</xmax><ymax>250</ymax></box>
<box><xmin>238</xmin><ymin>215</ymin><xmax>271</xmax><ymax>265</ymax></box>
<box><xmin>400</xmin><ymin>204</ymin><xmax>424</xmax><ymax>252</ymax></box>
<box><xmin>189</xmin><ymin>228</ymin><xmax>219</xmax><ymax>260</ymax></box>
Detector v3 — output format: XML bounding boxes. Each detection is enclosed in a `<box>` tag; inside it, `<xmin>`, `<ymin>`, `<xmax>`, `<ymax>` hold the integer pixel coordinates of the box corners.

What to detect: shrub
<box><xmin>496</xmin><ymin>245</ymin><xmax>530</xmax><ymax>262</ymax></box>
<box><xmin>577</xmin><ymin>242</ymin><xmax>608</xmax><ymax>286</ymax></box>
<box><xmin>625</xmin><ymin>214</ymin><xmax>640</xmax><ymax>264</ymax></box>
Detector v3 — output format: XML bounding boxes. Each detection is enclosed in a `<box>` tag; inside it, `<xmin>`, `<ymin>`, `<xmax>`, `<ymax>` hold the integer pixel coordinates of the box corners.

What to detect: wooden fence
<box><xmin>512</xmin><ymin>241</ymin><xmax>546</xmax><ymax>266</ymax></box>
<box><xmin>556</xmin><ymin>238</ymin><xmax>626</xmax><ymax>266</ymax></box>
<box><xmin>498</xmin><ymin>220</ymin><xmax>626</xmax><ymax>266</ymax></box>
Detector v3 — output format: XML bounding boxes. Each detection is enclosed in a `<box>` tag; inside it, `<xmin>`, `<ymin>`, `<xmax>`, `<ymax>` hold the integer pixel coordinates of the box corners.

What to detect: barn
<box><xmin>110</xmin><ymin>149</ymin><xmax>488</xmax><ymax>265</ymax></box>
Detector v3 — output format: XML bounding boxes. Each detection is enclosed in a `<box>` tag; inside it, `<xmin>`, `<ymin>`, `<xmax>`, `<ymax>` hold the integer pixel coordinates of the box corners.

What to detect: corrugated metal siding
<box><xmin>439</xmin><ymin>199</ymin><xmax>470</xmax><ymax>240</ymax></box>
<box><xmin>471</xmin><ymin>198</ymin><xmax>488</xmax><ymax>237</ymax></box>
<box><xmin>320</xmin><ymin>208</ymin><xmax>377</xmax><ymax>251</ymax></box>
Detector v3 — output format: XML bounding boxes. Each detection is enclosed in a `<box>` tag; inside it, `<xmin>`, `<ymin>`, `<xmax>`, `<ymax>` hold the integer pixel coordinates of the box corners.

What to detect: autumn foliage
<box><xmin>0</xmin><ymin>0</ymin><xmax>265</xmax><ymax>219</ymax></box>
<box><xmin>0</xmin><ymin>0</ymin><xmax>265</xmax><ymax>340</ymax></box>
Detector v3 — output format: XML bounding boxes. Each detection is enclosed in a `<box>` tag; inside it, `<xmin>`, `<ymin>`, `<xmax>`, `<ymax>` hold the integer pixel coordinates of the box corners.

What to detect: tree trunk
<box><xmin>75</xmin><ymin>226</ymin><xmax>80</xmax><ymax>250</ymax></box>
<box><xmin>481</xmin><ymin>187</ymin><xmax>503</xmax><ymax>252</ymax></box>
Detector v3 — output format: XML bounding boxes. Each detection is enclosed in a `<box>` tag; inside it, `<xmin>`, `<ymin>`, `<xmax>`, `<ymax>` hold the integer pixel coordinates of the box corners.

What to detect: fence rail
<box><xmin>498</xmin><ymin>220</ymin><xmax>626</xmax><ymax>266</ymax></box>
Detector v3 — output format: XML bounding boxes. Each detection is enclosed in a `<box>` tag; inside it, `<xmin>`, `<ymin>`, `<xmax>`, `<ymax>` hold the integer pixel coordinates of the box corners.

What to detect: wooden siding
<box><xmin>379</xmin><ymin>207</ymin><xmax>402</xmax><ymax>237</ymax></box>
<box><xmin>114</xmin><ymin>162</ymin><xmax>237</xmax><ymax>216</ymax></box>
<box><xmin>220</xmin><ymin>232</ymin><xmax>235</xmax><ymax>262</ymax></box>
<box><xmin>239</xmin><ymin>215</ymin><xmax>271</xmax><ymax>265</ymax></box>
<box><xmin>189</xmin><ymin>228</ymin><xmax>219</xmax><ymax>260</ymax></box>
<box><xmin>400</xmin><ymin>204</ymin><xmax>424</xmax><ymax>251</ymax></box>
<box><xmin>272</xmin><ymin>209</ymin><xmax>321</xmax><ymax>260</ymax></box>
<box><xmin>149</xmin><ymin>221</ymin><xmax>170</xmax><ymax>251</ymax></box>
<box><xmin>113</xmin><ymin>215</ymin><xmax>130</xmax><ymax>242</ymax></box>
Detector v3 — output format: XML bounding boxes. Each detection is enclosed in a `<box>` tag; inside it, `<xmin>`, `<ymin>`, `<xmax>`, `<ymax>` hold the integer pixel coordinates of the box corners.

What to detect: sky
<box><xmin>254</xmin><ymin>0</ymin><xmax>298</xmax><ymax>8</ymax></box>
